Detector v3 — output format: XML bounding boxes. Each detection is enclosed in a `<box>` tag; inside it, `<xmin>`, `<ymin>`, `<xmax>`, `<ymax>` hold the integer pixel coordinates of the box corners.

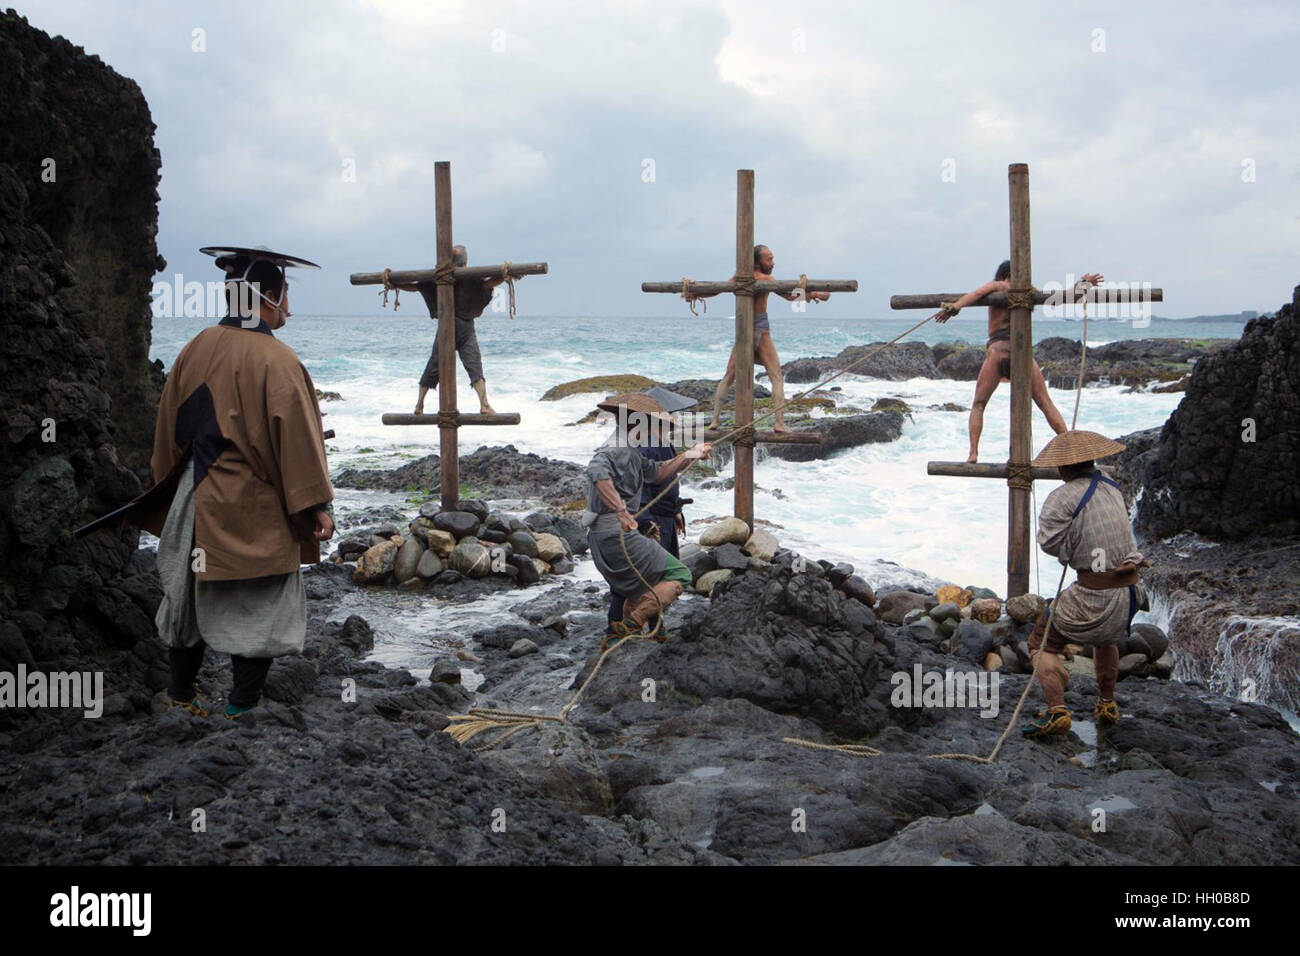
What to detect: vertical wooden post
<box><xmin>435</xmin><ymin>161</ymin><xmax>458</xmax><ymax>512</ymax></box>
<box><xmin>1006</xmin><ymin>163</ymin><xmax>1032</xmax><ymax>598</ymax></box>
<box><xmin>733</xmin><ymin>169</ymin><xmax>756</xmax><ymax>531</ymax></box>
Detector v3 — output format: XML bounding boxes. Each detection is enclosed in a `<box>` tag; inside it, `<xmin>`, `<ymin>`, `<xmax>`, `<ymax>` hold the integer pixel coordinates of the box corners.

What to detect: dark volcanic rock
<box><xmin>0</xmin><ymin>12</ymin><xmax>167</xmax><ymax>735</ymax></box>
<box><xmin>781</xmin><ymin>337</ymin><xmax>1225</xmax><ymax>392</ymax></box>
<box><xmin>1111</xmin><ymin>290</ymin><xmax>1300</xmax><ymax>713</ymax></box>
<box><xmin>663</xmin><ymin>378</ymin><xmax>769</xmax><ymax>407</ymax></box>
<box><xmin>711</xmin><ymin>543</ymin><xmax>749</xmax><ymax>572</ymax></box>
<box><xmin>0</xmin><ymin>10</ymin><xmax>165</xmax><ymax>473</ymax></box>
<box><xmin>333</xmin><ymin>444</ymin><xmax>587</xmax><ymax>504</ymax></box>
<box><xmin>583</xmin><ymin>568</ymin><xmax>885</xmax><ymax>737</ymax></box>
<box><xmin>782</xmin><ymin>342</ymin><xmax>938</xmax><ymax>383</ymax></box>
<box><xmin>434</xmin><ymin>510</ymin><xmax>479</xmax><ymax>540</ymax></box>
<box><xmin>1036</xmin><ymin>337</ymin><xmax>1230</xmax><ymax>391</ymax></box>
<box><xmin>548</xmin><ymin>516</ymin><xmax>589</xmax><ymax>556</ymax></box>
<box><xmin>0</xmin><ymin>610</ymin><xmax>628</xmax><ymax>865</ymax></box>
<box><xmin>935</xmin><ymin>345</ymin><xmax>986</xmax><ymax>381</ymax></box>
<box><xmin>1132</xmin><ymin>292</ymin><xmax>1299</xmax><ymax>540</ymax></box>
<box><xmin>767</xmin><ymin>412</ymin><xmax>905</xmax><ymax>462</ymax></box>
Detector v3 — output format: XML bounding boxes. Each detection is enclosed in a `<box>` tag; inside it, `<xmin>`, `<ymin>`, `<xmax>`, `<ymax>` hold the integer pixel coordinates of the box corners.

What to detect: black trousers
<box><xmin>606</xmin><ymin>514</ymin><xmax>679</xmax><ymax>628</ymax></box>
<box><xmin>168</xmin><ymin>641</ymin><xmax>273</xmax><ymax>709</ymax></box>
<box><xmin>419</xmin><ymin>317</ymin><xmax>484</xmax><ymax>389</ymax></box>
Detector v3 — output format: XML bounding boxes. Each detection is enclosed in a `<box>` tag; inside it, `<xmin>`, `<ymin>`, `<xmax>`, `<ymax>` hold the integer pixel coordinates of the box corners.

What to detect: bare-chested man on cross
<box><xmin>937</xmin><ymin>260</ymin><xmax>1102</xmax><ymax>463</ymax></box>
<box><xmin>690</xmin><ymin>244</ymin><xmax>829</xmax><ymax>434</ymax></box>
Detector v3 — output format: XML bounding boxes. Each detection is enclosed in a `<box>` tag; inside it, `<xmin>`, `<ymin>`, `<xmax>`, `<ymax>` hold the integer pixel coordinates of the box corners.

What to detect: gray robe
<box><xmin>583</xmin><ymin>444</ymin><xmax>670</xmax><ymax>598</ymax></box>
<box><xmin>155</xmin><ymin>460</ymin><xmax>307</xmax><ymax>657</ymax></box>
<box><xmin>1037</xmin><ymin>473</ymin><xmax>1145</xmax><ymax>647</ymax></box>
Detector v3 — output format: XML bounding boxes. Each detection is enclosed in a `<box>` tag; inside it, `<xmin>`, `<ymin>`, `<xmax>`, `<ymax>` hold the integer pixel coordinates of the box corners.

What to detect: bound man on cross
<box><xmin>937</xmin><ymin>262</ymin><xmax>1102</xmax><ymax>463</ymax></box>
<box><xmin>694</xmin><ymin>244</ymin><xmax>829</xmax><ymax>434</ymax></box>
<box><xmin>395</xmin><ymin>244</ymin><xmax>504</xmax><ymax>416</ymax></box>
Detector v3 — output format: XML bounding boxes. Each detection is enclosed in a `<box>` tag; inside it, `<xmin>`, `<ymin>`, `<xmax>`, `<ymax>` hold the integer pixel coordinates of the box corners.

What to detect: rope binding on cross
<box><xmin>500</xmin><ymin>260</ymin><xmax>518</xmax><ymax>319</ymax></box>
<box><xmin>681</xmin><ymin>278</ymin><xmax>705</xmax><ymax>315</ymax></box>
<box><xmin>1005</xmin><ymin>286</ymin><xmax>1040</xmax><ymax>311</ymax></box>
<box><xmin>1006</xmin><ymin>461</ymin><xmax>1035</xmax><ymax>491</ymax></box>
<box><xmin>379</xmin><ymin>267</ymin><xmax>401</xmax><ymax>311</ymax></box>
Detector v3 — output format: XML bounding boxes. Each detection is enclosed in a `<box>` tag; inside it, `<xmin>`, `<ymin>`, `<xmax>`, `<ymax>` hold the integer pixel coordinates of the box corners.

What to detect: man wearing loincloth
<box><xmin>690</xmin><ymin>244</ymin><xmax>830</xmax><ymax>434</ymax></box>
<box><xmin>1020</xmin><ymin>430</ymin><xmax>1149</xmax><ymax>738</ymax></box>
<box><xmin>583</xmin><ymin>393</ymin><xmax>711</xmax><ymax>646</ymax></box>
<box><xmin>937</xmin><ymin>262</ymin><xmax>1102</xmax><ymax>462</ymax></box>
<box><xmin>394</xmin><ymin>244</ymin><xmax>504</xmax><ymax>415</ymax></box>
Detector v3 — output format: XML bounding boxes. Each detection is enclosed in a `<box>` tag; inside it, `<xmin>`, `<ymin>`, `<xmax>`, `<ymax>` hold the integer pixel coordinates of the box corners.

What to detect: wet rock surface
<box><xmin>466</xmin><ymin>562</ymin><xmax>1299</xmax><ymax>865</ymax></box>
<box><xmin>333</xmin><ymin>444</ymin><xmax>588</xmax><ymax>504</ymax></box>
<box><xmin>1116</xmin><ymin>287</ymin><xmax>1300</xmax><ymax>715</ymax></box>
<box><xmin>781</xmin><ymin>337</ymin><xmax>1226</xmax><ymax>390</ymax></box>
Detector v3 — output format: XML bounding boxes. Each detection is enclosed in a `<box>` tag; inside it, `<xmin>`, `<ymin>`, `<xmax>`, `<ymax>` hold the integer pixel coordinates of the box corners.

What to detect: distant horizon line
<box><xmin>189</xmin><ymin>312</ymin><xmax>1258</xmax><ymax>323</ymax></box>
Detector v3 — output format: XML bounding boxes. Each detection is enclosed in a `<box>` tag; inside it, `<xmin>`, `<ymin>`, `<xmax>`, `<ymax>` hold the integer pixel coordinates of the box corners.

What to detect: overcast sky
<box><xmin>19</xmin><ymin>0</ymin><xmax>1300</xmax><ymax>318</ymax></box>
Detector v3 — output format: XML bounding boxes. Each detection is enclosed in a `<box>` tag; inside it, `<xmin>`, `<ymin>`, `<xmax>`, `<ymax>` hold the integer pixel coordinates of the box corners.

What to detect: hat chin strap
<box><xmin>227</xmin><ymin>260</ymin><xmax>287</xmax><ymax>322</ymax></box>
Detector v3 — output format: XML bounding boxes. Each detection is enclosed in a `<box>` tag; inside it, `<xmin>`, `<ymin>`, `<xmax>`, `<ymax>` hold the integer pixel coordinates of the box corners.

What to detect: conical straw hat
<box><xmin>596</xmin><ymin>391</ymin><xmax>675</xmax><ymax>426</ymax></box>
<box><xmin>1032</xmin><ymin>429</ymin><xmax>1126</xmax><ymax>467</ymax></box>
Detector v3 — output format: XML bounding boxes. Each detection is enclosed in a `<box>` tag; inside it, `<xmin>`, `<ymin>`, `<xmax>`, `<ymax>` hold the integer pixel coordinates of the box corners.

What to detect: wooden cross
<box><xmin>350</xmin><ymin>161</ymin><xmax>548</xmax><ymax>511</ymax></box>
<box><xmin>642</xmin><ymin>169</ymin><xmax>857</xmax><ymax>530</ymax></box>
<box><xmin>891</xmin><ymin>162</ymin><xmax>1163</xmax><ymax>598</ymax></box>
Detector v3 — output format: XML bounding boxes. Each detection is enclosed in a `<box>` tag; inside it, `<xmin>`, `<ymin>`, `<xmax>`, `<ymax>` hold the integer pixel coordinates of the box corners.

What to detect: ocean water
<box><xmin>150</xmin><ymin>310</ymin><xmax>1245</xmax><ymax>596</ymax></box>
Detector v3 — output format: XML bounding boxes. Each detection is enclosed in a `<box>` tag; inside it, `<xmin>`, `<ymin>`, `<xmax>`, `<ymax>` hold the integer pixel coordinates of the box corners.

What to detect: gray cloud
<box><xmin>20</xmin><ymin>0</ymin><xmax>1300</xmax><ymax>318</ymax></box>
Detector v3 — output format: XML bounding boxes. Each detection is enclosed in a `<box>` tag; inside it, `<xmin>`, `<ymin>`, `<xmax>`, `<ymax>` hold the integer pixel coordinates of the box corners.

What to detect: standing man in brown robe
<box><xmin>143</xmin><ymin>246</ymin><xmax>334</xmax><ymax>719</ymax></box>
<box><xmin>937</xmin><ymin>262</ymin><xmax>1102</xmax><ymax>462</ymax></box>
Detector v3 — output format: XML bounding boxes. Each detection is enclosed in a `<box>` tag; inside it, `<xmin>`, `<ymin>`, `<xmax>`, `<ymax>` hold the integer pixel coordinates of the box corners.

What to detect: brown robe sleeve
<box><xmin>267</xmin><ymin>361</ymin><xmax>334</xmax><ymax>521</ymax></box>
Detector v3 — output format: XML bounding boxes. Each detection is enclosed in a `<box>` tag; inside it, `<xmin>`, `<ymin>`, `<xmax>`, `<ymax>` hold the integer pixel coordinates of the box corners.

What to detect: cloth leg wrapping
<box><xmin>229</xmin><ymin>656</ymin><xmax>274</xmax><ymax>709</ymax></box>
<box><xmin>168</xmin><ymin>641</ymin><xmax>207</xmax><ymax>701</ymax></box>
<box><xmin>1093</xmin><ymin>645</ymin><xmax>1120</xmax><ymax>700</ymax></box>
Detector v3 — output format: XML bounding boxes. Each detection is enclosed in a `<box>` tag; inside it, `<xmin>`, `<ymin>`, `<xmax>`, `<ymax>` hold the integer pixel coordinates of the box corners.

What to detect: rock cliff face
<box><xmin>1134</xmin><ymin>287</ymin><xmax>1299</xmax><ymax>540</ymax></box>
<box><xmin>0</xmin><ymin>11</ymin><xmax>166</xmax><ymax>715</ymax></box>
<box><xmin>1118</xmin><ymin>286</ymin><xmax>1300</xmax><ymax>714</ymax></box>
<box><xmin>0</xmin><ymin>8</ymin><xmax>165</xmax><ymax>473</ymax></box>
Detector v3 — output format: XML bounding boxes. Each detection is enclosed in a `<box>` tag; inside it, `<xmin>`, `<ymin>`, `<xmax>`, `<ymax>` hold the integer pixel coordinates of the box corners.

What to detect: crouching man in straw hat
<box><xmin>141</xmin><ymin>246</ymin><xmax>334</xmax><ymax>720</ymax></box>
<box><xmin>1021</xmin><ymin>430</ymin><xmax>1150</xmax><ymax>738</ymax></box>
<box><xmin>583</xmin><ymin>393</ymin><xmax>711</xmax><ymax>648</ymax></box>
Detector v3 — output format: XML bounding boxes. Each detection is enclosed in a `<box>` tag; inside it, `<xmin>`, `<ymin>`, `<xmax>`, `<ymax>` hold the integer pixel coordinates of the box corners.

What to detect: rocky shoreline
<box><xmin>1115</xmin><ymin>289</ymin><xmax>1300</xmax><ymax>716</ymax></box>
<box><xmin>6</xmin><ymin>533</ymin><xmax>1295</xmax><ymax>865</ymax></box>
<box><xmin>780</xmin><ymin>337</ymin><xmax>1228</xmax><ymax>392</ymax></box>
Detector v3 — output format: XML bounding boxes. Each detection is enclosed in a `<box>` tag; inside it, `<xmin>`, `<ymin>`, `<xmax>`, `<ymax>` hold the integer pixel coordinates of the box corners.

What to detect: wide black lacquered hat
<box><xmin>199</xmin><ymin>245</ymin><xmax>321</xmax><ymax>273</ymax></box>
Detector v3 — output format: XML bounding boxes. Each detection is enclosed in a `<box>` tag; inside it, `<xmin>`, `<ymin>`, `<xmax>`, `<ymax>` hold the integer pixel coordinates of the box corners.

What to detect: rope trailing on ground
<box><xmin>444</xmin><ymin>622</ymin><xmax>667</xmax><ymax>751</ymax></box>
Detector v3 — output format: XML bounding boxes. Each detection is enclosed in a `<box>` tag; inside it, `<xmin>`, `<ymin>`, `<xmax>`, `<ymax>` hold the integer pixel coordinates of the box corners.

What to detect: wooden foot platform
<box><xmin>703</xmin><ymin>428</ymin><xmax>821</xmax><ymax>444</ymax></box>
<box><xmin>927</xmin><ymin>461</ymin><xmax>1060</xmax><ymax>480</ymax></box>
